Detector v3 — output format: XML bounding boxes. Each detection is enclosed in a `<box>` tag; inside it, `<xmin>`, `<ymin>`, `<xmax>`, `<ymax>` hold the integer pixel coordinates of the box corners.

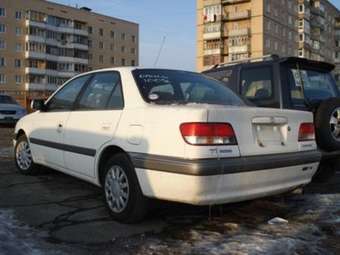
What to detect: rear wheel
<box><xmin>315</xmin><ymin>98</ymin><xmax>340</xmax><ymax>151</ymax></box>
<box><xmin>102</xmin><ymin>153</ymin><xmax>149</xmax><ymax>223</ymax></box>
<box><xmin>15</xmin><ymin>135</ymin><xmax>39</xmax><ymax>175</ymax></box>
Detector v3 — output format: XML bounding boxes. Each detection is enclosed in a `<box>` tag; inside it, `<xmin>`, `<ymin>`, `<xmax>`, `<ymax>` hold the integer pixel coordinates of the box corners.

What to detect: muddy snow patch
<box><xmin>0</xmin><ymin>210</ymin><xmax>62</xmax><ymax>255</ymax></box>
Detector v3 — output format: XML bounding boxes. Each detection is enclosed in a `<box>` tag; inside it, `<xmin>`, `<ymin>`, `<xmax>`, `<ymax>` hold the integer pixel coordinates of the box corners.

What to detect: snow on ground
<box><xmin>0</xmin><ymin>210</ymin><xmax>63</xmax><ymax>255</ymax></box>
<box><xmin>136</xmin><ymin>194</ymin><xmax>340</xmax><ymax>255</ymax></box>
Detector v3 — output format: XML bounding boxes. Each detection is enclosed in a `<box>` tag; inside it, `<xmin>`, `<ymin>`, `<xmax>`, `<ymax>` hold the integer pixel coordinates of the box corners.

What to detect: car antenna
<box><xmin>154</xmin><ymin>35</ymin><xmax>166</xmax><ymax>67</ymax></box>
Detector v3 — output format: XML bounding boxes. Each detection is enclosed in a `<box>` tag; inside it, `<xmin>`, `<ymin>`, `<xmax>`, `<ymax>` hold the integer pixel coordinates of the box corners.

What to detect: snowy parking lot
<box><xmin>1</xmin><ymin>126</ymin><xmax>340</xmax><ymax>255</ymax></box>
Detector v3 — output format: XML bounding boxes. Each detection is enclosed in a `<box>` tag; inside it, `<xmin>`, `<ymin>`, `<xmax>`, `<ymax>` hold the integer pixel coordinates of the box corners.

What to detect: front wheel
<box><xmin>103</xmin><ymin>153</ymin><xmax>149</xmax><ymax>223</ymax></box>
<box><xmin>15</xmin><ymin>135</ymin><xmax>39</xmax><ymax>175</ymax></box>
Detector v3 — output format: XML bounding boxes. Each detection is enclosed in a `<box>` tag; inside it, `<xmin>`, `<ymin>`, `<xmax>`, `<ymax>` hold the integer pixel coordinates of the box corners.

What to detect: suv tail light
<box><xmin>298</xmin><ymin>123</ymin><xmax>315</xmax><ymax>141</ymax></box>
<box><xmin>180</xmin><ymin>123</ymin><xmax>237</xmax><ymax>145</ymax></box>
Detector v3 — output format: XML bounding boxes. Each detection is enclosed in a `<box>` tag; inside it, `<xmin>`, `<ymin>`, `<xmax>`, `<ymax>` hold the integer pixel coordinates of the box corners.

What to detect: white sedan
<box><xmin>14</xmin><ymin>68</ymin><xmax>321</xmax><ymax>223</ymax></box>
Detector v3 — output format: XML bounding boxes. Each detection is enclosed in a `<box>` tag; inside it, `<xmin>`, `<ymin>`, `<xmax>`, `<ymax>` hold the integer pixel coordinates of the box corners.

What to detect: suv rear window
<box><xmin>240</xmin><ymin>66</ymin><xmax>273</xmax><ymax>100</ymax></box>
<box><xmin>288</xmin><ymin>68</ymin><xmax>338</xmax><ymax>104</ymax></box>
<box><xmin>132</xmin><ymin>69</ymin><xmax>245</xmax><ymax>106</ymax></box>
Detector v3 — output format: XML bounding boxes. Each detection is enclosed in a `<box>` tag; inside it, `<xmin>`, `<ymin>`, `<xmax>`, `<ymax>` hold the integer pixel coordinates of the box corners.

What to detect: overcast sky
<box><xmin>52</xmin><ymin>0</ymin><xmax>340</xmax><ymax>71</ymax></box>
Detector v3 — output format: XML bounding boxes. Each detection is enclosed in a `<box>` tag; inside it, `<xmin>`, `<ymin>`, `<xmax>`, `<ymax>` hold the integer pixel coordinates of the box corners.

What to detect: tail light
<box><xmin>180</xmin><ymin>123</ymin><xmax>237</xmax><ymax>145</ymax></box>
<box><xmin>298</xmin><ymin>123</ymin><xmax>315</xmax><ymax>141</ymax></box>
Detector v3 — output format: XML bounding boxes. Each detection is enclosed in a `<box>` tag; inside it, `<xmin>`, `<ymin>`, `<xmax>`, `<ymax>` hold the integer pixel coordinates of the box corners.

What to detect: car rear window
<box><xmin>288</xmin><ymin>68</ymin><xmax>338</xmax><ymax>104</ymax></box>
<box><xmin>132</xmin><ymin>69</ymin><xmax>245</xmax><ymax>106</ymax></box>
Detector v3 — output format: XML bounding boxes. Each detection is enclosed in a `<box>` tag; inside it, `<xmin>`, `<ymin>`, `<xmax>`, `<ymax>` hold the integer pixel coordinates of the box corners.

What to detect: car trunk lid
<box><xmin>207</xmin><ymin>106</ymin><xmax>315</xmax><ymax>156</ymax></box>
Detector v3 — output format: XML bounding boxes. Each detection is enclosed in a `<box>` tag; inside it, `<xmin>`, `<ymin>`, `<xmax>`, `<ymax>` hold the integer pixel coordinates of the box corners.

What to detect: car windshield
<box><xmin>288</xmin><ymin>68</ymin><xmax>338</xmax><ymax>104</ymax></box>
<box><xmin>0</xmin><ymin>95</ymin><xmax>18</xmax><ymax>105</ymax></box>
<box><xmin>132</xmin><ymin>69</ymin><xmax>245</xmax><ymax>106</ymax></box>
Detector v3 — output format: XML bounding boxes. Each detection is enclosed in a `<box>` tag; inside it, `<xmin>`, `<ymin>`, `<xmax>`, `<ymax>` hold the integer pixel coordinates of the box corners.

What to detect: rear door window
<box><xmin>240</xmin><ymin>66</ymin><xmax>273</xmax><ymax>100</ymax></box>
<box><xmin>77</xmin><ymin>72</ymin><xmax>123</xmax><ymax>110</ymax></box>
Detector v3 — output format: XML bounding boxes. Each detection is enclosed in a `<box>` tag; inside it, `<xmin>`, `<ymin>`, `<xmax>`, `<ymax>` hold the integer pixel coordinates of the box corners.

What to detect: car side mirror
<box><xmin>31</xmin><ymin>99</ymin><xmax>46</xmax><ymax>111</ymax></box>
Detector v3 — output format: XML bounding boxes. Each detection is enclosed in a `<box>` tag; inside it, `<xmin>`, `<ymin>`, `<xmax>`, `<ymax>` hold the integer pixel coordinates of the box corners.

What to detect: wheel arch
<box><xmin>15</xmin><ymin>129</ymin><xmax>26</xmax><ymax>140</ymax></box>
<box><xmin>97</xmin><ymin>145</ymin><xmax>132</xmax><ymax>186</ymax></box>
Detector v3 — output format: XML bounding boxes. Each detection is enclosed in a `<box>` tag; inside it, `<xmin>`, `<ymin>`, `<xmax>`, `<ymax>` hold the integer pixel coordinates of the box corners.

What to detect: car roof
<box><xmin>73</xmin><ymin>67</ymin><xmax>197</xmax><ymax>77</ymax></box>
<box><xmin>204</xmin><ymin>56</ymin><xmax>335</xmax><ymax>73</ymax></box>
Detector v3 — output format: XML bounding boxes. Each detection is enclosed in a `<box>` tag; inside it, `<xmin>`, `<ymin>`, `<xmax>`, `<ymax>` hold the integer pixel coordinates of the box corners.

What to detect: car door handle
<box><xmin>101</xmin><ymin>122</ymin><xmax>112</xmax><ymax>130</ymax></box>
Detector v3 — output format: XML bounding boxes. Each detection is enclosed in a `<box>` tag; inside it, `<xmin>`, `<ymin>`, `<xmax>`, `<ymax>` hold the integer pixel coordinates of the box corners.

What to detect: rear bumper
<box><xmin>130</xmin><ymin>151</ymin><xmax>320</xmax><ymax>205</ymax></box>
<box><xmin>129</xmin><ymin>150</ymin><xmax>321</xmax><ymax>176</ymax></box>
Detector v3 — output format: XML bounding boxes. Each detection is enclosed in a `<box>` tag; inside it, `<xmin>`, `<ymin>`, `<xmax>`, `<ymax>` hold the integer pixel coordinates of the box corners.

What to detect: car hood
<box><xmin>0</xmin><ymin>104</ymin><xmax>25</xmax><ymax>111</ymax></box>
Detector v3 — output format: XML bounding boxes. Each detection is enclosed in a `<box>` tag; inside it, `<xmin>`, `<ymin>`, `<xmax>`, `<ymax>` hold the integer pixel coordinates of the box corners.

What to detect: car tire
<box><xmin>315</xmin><ymin>98</ymin><xmax>340</xmax><ymax>151</ymax></box>
<box><xmin>14</xmin><ymin>135</ymin><xmax>39</xmax><ymax>175</ymax></box>
<box><xmin>312</xmin><ymin>161</ymin><xmax>336</xmax><ymax>183</ymax></box>
<box><xmin>103</xmin><ymin>153</ymin><xmax>149</xmax><ymax>223</ymax></box>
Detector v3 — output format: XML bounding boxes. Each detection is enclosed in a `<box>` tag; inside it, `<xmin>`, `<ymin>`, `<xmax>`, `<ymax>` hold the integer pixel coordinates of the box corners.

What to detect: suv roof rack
<box><xmin>209</xmin><ymin>54</ymin><xmax>280</xmax><ymax>70</ymax></box>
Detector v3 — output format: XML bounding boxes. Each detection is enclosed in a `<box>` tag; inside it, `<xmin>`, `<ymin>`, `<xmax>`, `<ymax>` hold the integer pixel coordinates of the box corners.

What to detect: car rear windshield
<box><xmin>0</xmin><ymin>95</ymin><xmax>17</xmax><ymax>105</ymax></box>
<box><xmin>288</xmin><ymin>68</ymin><xmax>338</xmax><ymax>104</ymax></box>
<box><xmin>132</xmin><ymin>69</ymin><xmax>245</xmax><ymax>106</ymax></box>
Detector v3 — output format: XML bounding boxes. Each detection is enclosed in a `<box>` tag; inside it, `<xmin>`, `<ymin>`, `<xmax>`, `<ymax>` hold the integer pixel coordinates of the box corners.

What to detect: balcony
<box><xmin>228</xmin><ymin>45</ymin><xmax>249</xmax><ymax>54</ymax></box>
<box><xmin>227</xmin><ymin>28</ymin><xmax>250</xmax><ymax>37</ymax></box>
<box><xmin>26</xmin><ymin>20</ymin><xmax>88</xmax><ymax>36</ymax></box>
<box><xmin>203</xmin><ymin>48</ymin><xmax>222</xmax><ymax>55</ymax></box>
<box><xmin>25</xmin><ymin>67</ymin><xmax>77</xmax><ymax>78</ymax></box>
<box><xmin>225</xmin><ymin>10</ymin><xmax>251</xmax><ymax>21</ymax></box>
<box><xmin>25</xmin><ymin>51</ymin><xmax>89</xmax><ymax>65</ymax></box>
<box><xmin>25</xmin><ymin>82</ymin><xmax>58</xmax><ymax>91</ymax></box>
<box><xmin>203</xmin><ymin>23</ymin><xmax>222</xmax><ymax>40</ymax></box>
<box><xmin>222</xmin><ymin>0</ymin><xmax>251</xmax><ymax>4</ymax></box>
<box><xmin>203</xmin><ymin>32</ymin><xmax>222</xmax><ymax>40</ymax></box>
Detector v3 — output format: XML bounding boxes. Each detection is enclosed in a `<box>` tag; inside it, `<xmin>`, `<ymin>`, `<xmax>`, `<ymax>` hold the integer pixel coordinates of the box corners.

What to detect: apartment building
<box><xmin>0</xmin><ymin>0</ymin><xmax>138</xmax><ymax>106</ymax></box>
<box><xmin>197</xmin><ymin>0</ymin><xmax>340</xmax><ymax>78</ymax></box>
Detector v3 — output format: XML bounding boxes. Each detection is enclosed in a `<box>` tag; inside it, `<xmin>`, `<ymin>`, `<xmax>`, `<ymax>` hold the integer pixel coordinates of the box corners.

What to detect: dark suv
<box><xmin>203</xmin><ymin>55</ymin><xmax>340</xmax><ymax>181</ymax></box>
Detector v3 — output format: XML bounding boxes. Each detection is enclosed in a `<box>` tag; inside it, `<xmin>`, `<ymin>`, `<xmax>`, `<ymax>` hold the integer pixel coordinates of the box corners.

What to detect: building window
<box><xmin>16</xmin><ymin>43</ymin><xmax>22</xmax><ymax>52</ymax></box>
<box><xmin>265</xmin><ymin>38</ymin><xmax>271</xmax><ymax>48</ymax></box>
<box><xmin>0</xmin><ymin>57</ymin><xmax>5</xmax><ymax>67</ymax></box>
<box><xmin>0</xmin><ymin>24</ymin><xmax>5</xmax><ymax>33</ymax></box>
<box><xmin>15</xmin><ymin>27</ymin><xmax>21</xmax><ymax>36</ymax></box>
<box><xmin>15</xmin><ymin>11</ymin><xmax>22</xmax><ymax>20</ymax></box>
<box><xmin>132</xmin><ymin>35</ymin><xmax>136</xmax><ymax>43</ymax></box>
<box><xmin>88</xmin><ymin>26</ymin><xmax>93</xmax><ymax>34</ymax></box>
<box><xmin>121</xmin><ymin>46</ymin><xmax>125</xmax><ymax>53</ymax></box>
<box><xmin>131</xmin><ymin>60</ymin><xmax>135</xmax><ymax>66</ymax></box>
<box><xmin>0</xmin><ymin>8</ymin><xmax>5</xmax><ymax>17</ymax></box>
<box><xmin>99</xmin><ymin>41</ymin><xmax>104</xmax><ymax>49</ymax></box>
<box><xmin>111</xmin><ymin>31</ymin><xmax>115</xmax><ymax>38</ymax></box>
<box><xmin>299</xmin><ymin>4</ymin><xmax>304</xmax><ymax>13</ymax></box>
<box><xmin>99</xmin><ymin>55</ymin><xmax>104</xmax><ymax>63</ymax></box>
<box><xmin>111</xmin><ymin>57</ymin><xmax>115</xmax><ymax>64</ymax></box>
<box><xmin>15</xmin><ymin>75</ymin><xmax>22</xmax><ymax>84</ymax></box>
<box><xmin>299</xmin><ymin>33</ymin><xmax>304</xmax><ymax>42</ymax></box>
<box><xmin>88</xmin><ymin>53</ymin><xmax>92</xmax><ymax>60</ymax></box>
<box><xmin>88</xmin><ymin>40</ymin><xmax>92</xmax><ymax>48</ymax></box>
<box><xmin>0</xmin><ymin>74</ymin><xmax>6</xmax><ymax>84</ymax></box>
<box><xmin>110</xmin><ymin>43</ymin><xmax>114</xmax><ymax>50</ymax></box>
<box><xmin>121</xmin><ymin>58</ymin><xmax>125</xmax><ymax>66</ymax></box>
<box><xmin>14</xmin><ymin>59</ymin><xmax>21</xmax><ymax>68</ymax></box>
<box><xmin>0</xmin><ymin>40</ymin><xmax>5</xmax><ymax>49</ymax></box>
<box><xmin>298</xmin><ymin>49</ymin><xmax>304</xmax><ymax>57</ymax></box>
<box><xmin>121</xmin><ymin>33</ymin><xmax>125</xmax><ymax>40</ymax></box>
<box><xmin>131</xmin><ymin>48</ymin><xmax>135</xmax><ymax>55</ymax></box>
<box><xmin>99</xmin><ymin>28</ymin><xmax>103</xmax><ymax>36</ymax></box>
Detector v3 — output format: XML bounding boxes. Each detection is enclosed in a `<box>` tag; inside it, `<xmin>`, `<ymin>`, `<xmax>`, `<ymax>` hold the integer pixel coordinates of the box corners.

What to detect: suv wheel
<box><xmin>15</xmin><ymin>135</ymin><xmax>38</xmax><ymax>175</ymax></box>
<box><xmin>103</xmin><ymin>153</ymin><xmax>149</xmax><ymax>223</ymax></box>
<box><xmin>315</xmin><ymin>98</ymin><xmax>340</xmax><ymax>151</ymax></box>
